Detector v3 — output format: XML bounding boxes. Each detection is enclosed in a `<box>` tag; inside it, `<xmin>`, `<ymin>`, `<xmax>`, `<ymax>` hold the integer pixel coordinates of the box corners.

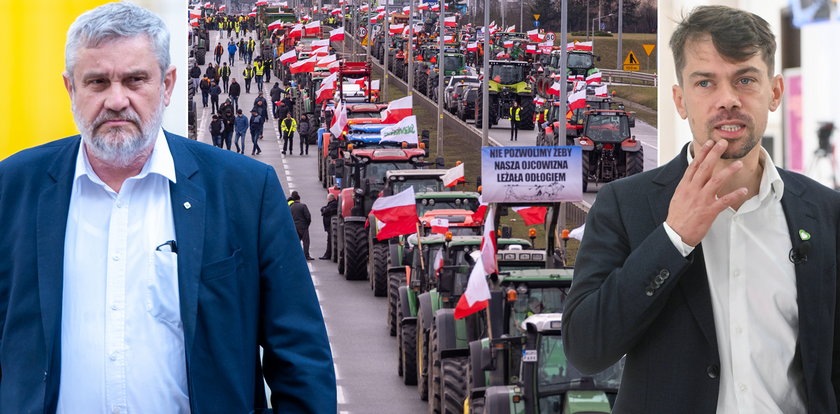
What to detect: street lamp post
<box><xmin>407</xmin><ymin>0</ymin><xmax>415</xmax><ymax>95</ymax></box>
<box><xmin>436</xmin><ymin>1</ymin><xmax>445</xmax><ymax>158</ymax></box>
<box><xmin>481</xmin><ymin>0</ymin><xmax>489</xmax><ymax>146</ymax></box>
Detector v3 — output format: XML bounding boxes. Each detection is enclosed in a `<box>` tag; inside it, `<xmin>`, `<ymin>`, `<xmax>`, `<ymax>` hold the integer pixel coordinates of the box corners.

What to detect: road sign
<box><xmin>533</xmin><ymin>14</ymin><xmax>540</xmax><ymax>20</ymax></box>
<box><xmin>642</xmin><ymin>44</ymin><xmax>655</xmax><ymax>56</ymax></box>
<box><xmin>534</xmin><ymin>21</ymin><xmax>539</xmax><ymax>27</ymax></box>
<box><xmin>358</xmin><ymin>26</ymin><xmax>368</xmax><ymax>38</ymax></box>
<box><xmin>545</xmin><ymin>32</ymin><xmax>556</xmax><ymax>42</ymax></box>
<box><xmin>624</xmin><ymin>50</ymin><xmax>639</xmax><ymax>65</ymax></box>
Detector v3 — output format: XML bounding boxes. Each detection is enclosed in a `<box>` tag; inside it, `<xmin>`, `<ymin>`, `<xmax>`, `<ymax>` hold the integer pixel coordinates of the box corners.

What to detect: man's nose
<box><xmin>715</xmin><ymin>82</ymin><xmax>742</xmax><ymax>111</ymax></box>
<box><xmin>103</xmin><ymin>84</ymin><xmax>130</xmax><ymax>112</ymax></box>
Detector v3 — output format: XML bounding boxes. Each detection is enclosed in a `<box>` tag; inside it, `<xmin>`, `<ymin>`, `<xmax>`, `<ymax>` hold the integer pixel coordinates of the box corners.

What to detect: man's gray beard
<box><xmin>73</xmin><ymin>91</ymin><xmax>165</xmax><ymax>168</ymax></box>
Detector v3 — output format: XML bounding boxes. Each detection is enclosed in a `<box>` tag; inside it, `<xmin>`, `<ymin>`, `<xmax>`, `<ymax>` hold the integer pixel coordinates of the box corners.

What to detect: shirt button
<box><xmin>112</xmin><ymin>255</ymin><xmax>120</xmax><ymax>261</ymax></box>
<box><xmin>111</xmin><ymin>303</ymin><xmax>119</xmax><ymax>310</ymax></box>
<box><xmin>109</xmin><ymin>352</ymin><xmax>117</xmax><ymax>361</ymax></box>
<box><xmin>706</xmin><ymin>364</ymin><xmax>719</xmax><ymax>379</ymax></box>
<box><xmin>115</xmin><ymin>201</ymin><xmax>124</xmax><ymax>208</ymax></box>
<box><xmin>739</xmin><ymin>383</ymin><xmax>747</xmax><ymax>392</ymax></box>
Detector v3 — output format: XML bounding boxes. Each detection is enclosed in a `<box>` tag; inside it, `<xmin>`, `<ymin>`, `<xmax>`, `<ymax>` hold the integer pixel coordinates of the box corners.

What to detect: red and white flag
<box><xmin>288</xmin><ymin>24</ymin><xmax>303</xmax><ymax>37</ymax></box>
<box><xmin>312</xmin><ymin>45</ymin><xmax>330</xmax><ymax>57</ymax></box>
<box><xmin>534</xmin><ymin>96</ymin><xmax>546</xmax><ymax>106</ymax></box>
<box><xmin>190</xmin><ymin>18</ymin><xmax>199</xmax><ymax>27</ymax></box>
<box><xmin>304</xmin><ymin>20</ymin><xmax>321</xmax><ymax>35</ymax></box>
<box><xmin>376</xmin><ymin>5</ymin><xmax>385</xmax><ymax>12</ymax></box>
<box><xmin>267</xmin><ymin>19</ymin><xmax>285</xmax><ymax>31</ymax></box>
<box><xmin>248</xmin><ymin>11</ymin><xmax>257</xmax><ymax>17</ymax></box>
<box><xmin>330</xmin><ymin>100</ymin><xmax>348</xmax><ymax>137</ymax></box>
<box><xmin>430</xmin><ymin>218</ymin><xmax>449</xmax><ymax>234</ymax></box>
<box><xmin>389</xmin><ymin>23</ymin><xmax>405</xmax><ymax>34</ymax></box>
<box><xmin>527</xmin><ymin>28</ymin><xmax>544</xmax><ymax>42</ymax></box>
<box><xmin>512</xmin><ymin>206</ymin><xmax>547</xmax><ymax>226</ymax></box>
<box><xmin>442</xmin><ymin>163</ymin><xmax>465</xmax><ymax>187</ymax></box>
<box><xmin>360</xmin><ymin>4</ymin><xmax>370</xmax><ymax>12</ymax></box>
<box><xmin>471</xmin><ymin>195</ymin><xmax>488</xmax><ymax>223</ymax></box>
<box><xmin>586</xmin><ymin>71</ymin><xmax>602</xmax><ymax>84</ymax></box>
<box><xmin>189</xmin><ymin>8</ymin><xmax>201</xmax><ymax>18</ymax></box>
<box><xmin>289</xmin><ymin>56</ymin><xmax>316</xmax><ymax>73</ymax></box>
<box><xmin>568</xmin><ymin>86</ymin><xmax>587</xmax><ymax>111</ymax></box>
<box><xmin>418</xmin><ymin>2</ymin><xmax>429</xmax><ymax>10</ymax></box>
<box><xmin>505</xmin><ymin>25</ymin><xmax>515</xmax><ymax>33</ymax></box>
<box><xmin>546</xmin><ymin>81</ymin><xmax>562</xmax><ymax>96</ymax></box>
<box><xmin>444</xmin><ymin>16</ymin><xmax>457</xmax><ymax>27</ymax></box>
<box><xmin>569</xmin><ymin>40</ymin><xmax>593</xmax><ymax>51</ymax></box>
<box><xmin>328</xmin><ymin>60</ymin><xmax>341</xmax><ymax>72</ymax></box>
<box><xmin>380</xmin><ymin>95</ymin><xmax>413</xmax><ymax>124</ymax></box>
<box><xmin>312</xmin><ymin>38</ymin><xmax>330</xmax><ymax>47</ymax></box>
<box><xmin>331</xmin><ymin>7</ymin><xmax>341</xmax><ymax>15</ymax></box>
<box><xmin>525</xmin><ymin>44</ymin><xmax>537</xmax><ymax>54</ymax></box>
<box><xmin>443</xmin><ymin>35</ymin><xmax>454</xmax><ymax>43</ymax></box>
<box><xmin>431</xmin><ymin>2</ymin><xmax>440</xmax><ymax>11</ymax></box>
<box><xmin>371</xmin><ymin>187</ymin><xmax>419</xmax><ymax>241</ymax></box>
<box><xmin>595</xmin><ymin>84</ymin><xmax>608</xmax><ymax>97</ymax></box>
<box><xmin>317</xmin><ymin>54</ymin><xmax>337</xmax><ymax>67</ymax></box>
<box><xmin>503</xmin><ymin>40</ymin><xmax>513</xmax><ymax>48</ymax></box>
<box><xmin>403</xmin><ymin>6</ymin><xmax>410</xmax><ymax>13</ymax></box>
<box><xmin>454</xmin><ymin>204</ymin><xmax>496</xmax><ymax>319</ymax></box>
<box><xmin>255</xmin><ymin>1</ymin><xmax>269</xmax><ymax>6</ymax></box>
<box><xmin>279</xmin><ymin>50</ymin><xmax>297</xmax><ymax>64</ymax></box>
<box><xmin>433</xmin><ymin>249</ymin><xmax>445</xmax><ymax>275</ymax></box>
<box><xmin>466</xmin><ymin>42</ymin><xmax>478</xmax><ymax>52</ymax></box>
<box><xmin>218</xmin><ymin>4</ymin><xmax>226</xmax><ymax>11</ymax></box>
<box><xmin>315</xmin><ymin>75</ymin><xmax>336</xmax><ymax>103</ymax></box>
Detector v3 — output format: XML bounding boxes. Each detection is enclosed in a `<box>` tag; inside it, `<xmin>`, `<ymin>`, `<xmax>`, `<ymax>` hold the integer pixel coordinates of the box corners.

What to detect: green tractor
<box><xmin>426</xmin><ymin>51</ymin><xmax>467</xmax><ymax>103</ymax></box>
<box><xmin>473</xmin><ymin>313</ymin><xmax>624</xmax><ymax>413</ymax></box>
<box><xmin>476</xmin><ymin>60</ymin><xmax>535</xmax><ymax>130</ymax></box>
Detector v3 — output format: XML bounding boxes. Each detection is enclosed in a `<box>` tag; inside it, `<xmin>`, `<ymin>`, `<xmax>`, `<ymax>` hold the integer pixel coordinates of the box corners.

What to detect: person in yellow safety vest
<box><xmin>280</xmin><ymin>112</ymin><xmax>297</xmax><ymax>155</ymax></box>
<box><xmin>242</xmin><ymin>64</ymin><xmax>254</xmax><ymax>93</ymax></box>
<box><xmin>254</xmin><ymin>59</ymin><xmax>265</xmax><ymax>92</ymax></box>
<box><xmin>536</xmin><ymin>106</ymin><xmax>548</xmax><ymax>130</ymax></box>
<box><xmin>234</xmin><ymin>21</ymin><xmax>241</xmax><ymax>38</ymax></box>
<box><xmin>509</xmin><ymin>100</ymin><xmax>521</xmax><ymax>141</ymax></box>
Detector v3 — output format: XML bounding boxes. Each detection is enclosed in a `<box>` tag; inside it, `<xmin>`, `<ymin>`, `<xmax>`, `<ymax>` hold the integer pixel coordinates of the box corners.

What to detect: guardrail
<box><xmin>600</xmin><ymin>69</ymin><xmax>657</xmax><ymax>87</ymax></box>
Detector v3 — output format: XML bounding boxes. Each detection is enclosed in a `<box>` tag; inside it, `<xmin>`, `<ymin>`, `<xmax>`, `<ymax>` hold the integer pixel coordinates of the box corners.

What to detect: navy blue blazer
<box><xmin>0</xmin><ymin>132</ymin><xmax>336</xmax><ymax>413</ymax></box>
<box><xmin>563</xmin><ymin>144</ymin><xmax>840</xmax><ymax>413</ymax></box>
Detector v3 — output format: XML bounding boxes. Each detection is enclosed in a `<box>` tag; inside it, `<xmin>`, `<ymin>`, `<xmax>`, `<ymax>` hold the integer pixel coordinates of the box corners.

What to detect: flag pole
<box><xmin>416</xmin><ymin>221</ymin><xmax>425</xmax><ymax>270</ymax></box>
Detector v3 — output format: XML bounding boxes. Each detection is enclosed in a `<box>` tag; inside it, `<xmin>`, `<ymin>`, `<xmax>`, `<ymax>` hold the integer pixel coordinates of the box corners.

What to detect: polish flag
<box><xmin>204</xmin><ymin>2</ymin><xmax>213</xmax><ymax>7</ymax></box>
<box><xmin>317</xmin><ymin>54</ymin><xmax>337</xmax><ymax>68</ymax></box>
<box><xmin>329</xmin><ymin>100</ymin><xmax>348</xmax><ymax>137</ymax></box>
<box><xmin>278</xmin><ymin>1</ymin><xmax>288</xmax><ymax>6</ymax></box>
<box><xmin>442</xmin><ymin>163</ymin><xmax>465</xmax><ymax>187</ymax></box>
<box><xmin>534</xmin><ymin>96</ymin><xmax>546</xmax><ymax>106</ymax></box>
<box><xmin>304</xmin><ymin>20</ymin><xmax>321</xmax><ymax>35</ymax></box>
<box><xmin>572</xmin><ymin>41</ymin><xmax>593</xmax><ymax>51</ymax></box>
<box><xmin>418</xmin><ymin>2</ymin><xmax>429</xmax><ymax>10</ymax></box>
<box><xmin>454</xmin><ymin>204</ymin><xmax>496</xmax><ymax>319</ymax></box>
<box><xmin>505</xmin><ymin>25</ymin><xmax>515</xmax><ymax>33</ymax></box>
<box><xmin>315</xmin><ymin>81</ymin><xmax>335</xmax><ymax>103</ymax></box>
<box><xmin>595</xmin><ymin>84</ymin><xmax>608</xmax><ymax>97</ymax></box>
<box><xmin>471</xmin><ymin>196</ymin><xmax>488</xmax><ymax>223</ymax></box>
<box><xmin>218</xmin><ymin>5</ymin><xmax>226</xmax><ymax>11</ymax></box>
<box><xmin>586</xmin><ymin>71</ymin><xmax>602</xmax><ymax>84</ymax></box>
<box><xmin>288</xmin><ymin>24</ymin><xmax>303</xmax><ymax>37</ymax></box>
<box><xmin>443</xmin><ymin>35</ymin><xmax>454</xmax><ymax>43</ymax></box>
<box><xmin>527</xmin><ymin>28</ymin><xmax>544</xmax><ymax>42</ymax></box>
<box><xmin>312</xmin><ymin>39</ymin><xmax>330</xmax><ymax>47</ymax></box>
<box><xmin>190</xmin><ymin>18</ymin><xmax>199</xmax><ymax>27</ymax></box>
<box><xmin>525</xmin><ymin>44</ymin><xmax>537</xmax><ymax>54</ymax></box>
<box><xmin>512</xmin><ymin>206</ymin><xmax>547</xmax><ymax>226</ymax></box>
<box><xmin>255</xmin><ymin>1</ymin><xmax>269</xmax><ymax>6</ymax></box>
<box><xmin>313</xmin><ymin>46</ymin><xmax>330</xmax><ymax>57</ymax></box>
<box><xmin>189</xmin><ymin>8</ymin><xmax>201</xmax><ymax>18</ymax></box>
<box><xmin>360</xmin><ymin>4</ymin><xmax>370</xmax><ymax>12</ymax></box>
<box><xmin>430</xmin><ymin>218</ymin><xmax>449</xmax><ymax>234</ymax></box>
<box><xmin>431</xmin><ymin>2</ymin><xmax>440</xmax><ymax>11</ymax></box>
<box><xmin>568</xmin><ymin>87</ymin><xmax>587</xmax><ymax>111</ymax></box>
<box><xmin>290</xmin><ymin>56</ymin><xmax>316</xmax><ymax>73</ymax></box>
<box><xmin>376</xmin><ymin>5</ymin><xmax>385</xmax><ymax>12</ymax></box>
<box><xmin>503</xmin><ymin>40</ymin><xmax>513</xmax><ymax>48</ymax></box>
<box><xmin>380</xmin><ymin>95</ymin><xmax>413</xmax><ymax>124</ymax></box>
<box><xmin>546</xmin><ymin>81</ymin><xmax>562</xmax><ymax>96</ymax></box>
<box><xmin>488</xmin><ymin>21</ymin><xmax>497</xmax><ymax>34</ymax></box>
<box><xmin>403</xmin><ymin>6</ymin><xmax>410</xmax><ymax>13</ymax></box>
<box><xmin>267</xmin><ymin>19</ymin><xmax>285</xmax><ymax>31</ymax></box>
<box><xmin>371</xmin><ymin>187</ymin><xmax>419</xmax><ymax>241</ymax></box>
<box><xmin>331</xmin><ymin>7</ymin><xmax>342</xmax><ymax>15</ymax></box>
<box><xmin>444</xmin><ymin>16</ymin><xmax>457</xmax><ymax>27</ymax></box>
<box><xmin>279</xmin><ymin>49</ymin><xmax>298</xmax><ymax>64</ymax></box>
<box><xmin>248</xmin><ymin>11</ymin><xmax>257</xmax><ymax>17</ymax></box>
<box><xmin>467</xmin><ymin>42</ymin><xmax>478</xmax><ymax>52</ymax></box>
<box><xmin>389</xmin><ymin>23</ymin><xmax>405</xmax><ymax>34</ymax></box>
<box><xmin>433</xmin><ymin>249</ymin><xmax>445</xmax><ymax>275</ymax></box>
<box><xmin>328</xmin><ymin>60</ymin><xmax>341</xmax><ymax>73</ymax></box>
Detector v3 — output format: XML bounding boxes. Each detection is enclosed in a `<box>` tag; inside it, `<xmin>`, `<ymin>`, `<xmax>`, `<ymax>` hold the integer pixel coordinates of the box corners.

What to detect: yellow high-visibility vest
<box><xmin>281</xmin><ymin>118</ymin><xmax>298</xmax><ymax>132</ymax></box>
<box><xmin>510</xmin><ymin>107</ymin><xmax>521</xmax><ymax>121</ymax></box>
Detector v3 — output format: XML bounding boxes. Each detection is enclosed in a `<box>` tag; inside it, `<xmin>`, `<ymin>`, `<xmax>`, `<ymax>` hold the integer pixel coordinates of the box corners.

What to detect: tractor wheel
<box><xmin>518</xmin><ymin>97</ymin><xmax>535</xmax><ymax>130</ymax></box>
<box><xmin>442</xmin><ymin>357</ymin><xmax>468</xmax><ymax>414</ymax></box>
<box><xmin>397</xmin><ymin>305</ymin><xmax>405</xmax><ymax>377</ymax></box>
<box><xmin>387</xmin><ymin>271</ymin><xmax>403</xmax><ymax>336</ymax></box>
<box><xmin>582</xmin><ymin>150</ymin><xmax>591</xmax><ymax>193</ymax></box>
<box><xmin>330</xmin><ymin>217</ymin><xmax>339</xmax><ymax>263</ymax></box>
<box><xmin>416</xmin><ymin>72</ymin><xmax>427</xmax><ymax>95</ymax></box>
<box><xmin>337</xmin><ymin>221</ymin><xmax>345</xmax><ymax>274</ymax></box>
<box><xmin>467</xmin><ymin>354</ymin><xmax>485</xmax><ymax>414</ymax></box>
<box><xmin>318</xmin><ymin>154</ymin><xmax>323</xmax><ymax>182</ymax></box>
<box><xmin>416</xmin><ymin>309</ymin><xmax>430</xmax><ymax>400</ymax></box>
<box><xmin>371</xmin><ymin>243</ymin><xmax>388</xmax><ymax>297</ymax></box>
<box><xmin>343</xmin><ymin>222</ymin><xmax>368</xmax><ymax>281</ymax></box>
<box><xmin>428</xmin><ymin>321</ymin><xmax>441</xmax><ymax>413</ymax></box>
<box><xmin>400</xmin><ymin>312</ymin><xmax>418</xmax><ymax>384</ymax></box>
<box><xmin>626</xmin><ymin>147</ymin><xmax>644</xmax><ymax>176</ymax></box>
<box><xmin>488</xmin><ymin>95</ymin><xmax>499</xmax><ymax>127</ymax></box>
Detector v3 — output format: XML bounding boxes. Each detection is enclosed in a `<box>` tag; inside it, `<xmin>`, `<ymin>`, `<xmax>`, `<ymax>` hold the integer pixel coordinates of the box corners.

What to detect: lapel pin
<box><xmin>184</xmin><ymin>202</ymin><xmax>192</xmax><ymax>210</ymax></box>
<box><xmin>799</xmin><ymin>229</ymin><xmax>811</xmax><ymax>241</ymax></box>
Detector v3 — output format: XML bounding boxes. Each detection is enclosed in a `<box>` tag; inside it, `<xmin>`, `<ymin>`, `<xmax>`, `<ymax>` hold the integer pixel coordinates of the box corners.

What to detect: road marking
<box><xmin>337</xmin><ymin>386</ymin><xmax>346</xmax><ymax>404</ymax></box>
<box><xmin>334</xmin><ymin>364</ymin><xmax>342</xmax><ymax>380</ymax></box>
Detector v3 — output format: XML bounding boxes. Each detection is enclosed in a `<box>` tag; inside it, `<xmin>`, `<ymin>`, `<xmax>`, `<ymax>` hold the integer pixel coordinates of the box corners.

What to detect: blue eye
<box><xmin>738</xmin><ymin>78</ymin><xmax>754</xmax><ymax>85</ymax></box>
<box><xmin>697</xmin><ymin>80</ymin><xmax>710</xmax><ymax>88</ymax></box>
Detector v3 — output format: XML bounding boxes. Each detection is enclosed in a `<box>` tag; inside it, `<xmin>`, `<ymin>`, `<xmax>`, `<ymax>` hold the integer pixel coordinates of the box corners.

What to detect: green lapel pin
<box><xmin>799</xmin><ymin>229</ymin><xmax>811</xmax><ymax>241</ymax></box>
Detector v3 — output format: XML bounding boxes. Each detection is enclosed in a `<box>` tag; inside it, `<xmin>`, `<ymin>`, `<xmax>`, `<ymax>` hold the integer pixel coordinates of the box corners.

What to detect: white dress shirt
<box><xmin>664</xmin><ymin>148</ymin><xmax>805</xmax><ymax>414</ymax></box>
<box><xmin>58</xmin><ymin>130</ymin><xmax>190</xmax><ymax>414</ymax></box>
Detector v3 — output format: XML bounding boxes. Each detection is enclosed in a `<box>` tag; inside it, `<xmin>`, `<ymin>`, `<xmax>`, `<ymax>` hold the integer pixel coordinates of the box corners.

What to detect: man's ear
<box><xmin>768</xmin><ymin>74</ymin><xmax>784</xmax><ymax>112</ymax></box>
<box><xmin>672</xmin><ymin>84</ymin><xmax>687</xmax><ymax>119</ymax></box>
<box><xmin>162</xmin><ymin>65</ymin><xmax>177</xmax><ymax>107</ymax></box>
<box><xmin>63</xmin><ymin>73</ymin><xmax>74</xmax><ymax>99</ymax></box>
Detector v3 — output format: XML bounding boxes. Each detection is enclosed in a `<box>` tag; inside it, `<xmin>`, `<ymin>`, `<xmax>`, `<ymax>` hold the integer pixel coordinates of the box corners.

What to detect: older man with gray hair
<box><xmin>0</xmin><ymin>3</ymin><xmax>335</xmax><ymax>413</ymax></box>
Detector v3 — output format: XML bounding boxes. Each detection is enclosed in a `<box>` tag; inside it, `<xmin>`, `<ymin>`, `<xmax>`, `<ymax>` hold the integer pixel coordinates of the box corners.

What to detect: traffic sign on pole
<box><xmin>623</xmin><ymin>50</ymin><xmax>640</xmax><ymax>71</ymax></box>
<box><xmin>533</xmin><ymin>14</ymin><xmax>540</xmax><ymax>20</ymax></box>
<box><xmin>642</xmin><ymin>44</ymin><xmax>655</xmax><ymax>56</ymax></box>
<box><xmin>545</xmin><ymin>32</ymin><xmax>555</xmax><ymax>42</ymax></box>
<box><xmin>358</xmin><ymin>26</ymin><xmax>368</xmax><ymax>38</ymax></box>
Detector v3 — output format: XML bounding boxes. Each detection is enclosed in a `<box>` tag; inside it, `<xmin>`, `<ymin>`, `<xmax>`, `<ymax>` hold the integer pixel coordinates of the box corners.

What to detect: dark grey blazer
<box><xmin>563</xmin><ymin>144</ymin><xmax>840</xmax><ymax>413</ymax></box>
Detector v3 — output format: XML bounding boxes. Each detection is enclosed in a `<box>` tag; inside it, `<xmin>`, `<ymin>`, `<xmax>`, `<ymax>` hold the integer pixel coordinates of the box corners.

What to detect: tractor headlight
<box><xmin>354</xmin><ymin>188</ymin><xmax>365</xmax><ymax>195</ymax></box>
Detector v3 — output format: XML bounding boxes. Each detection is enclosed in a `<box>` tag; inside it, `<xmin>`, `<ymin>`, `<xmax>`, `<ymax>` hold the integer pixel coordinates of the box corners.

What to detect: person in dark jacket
<box><xmin>189</xmin><ymin>63</ymin><xmax>201</xmax><ymax>90</ymax></box>
<box><xmin>298</xmin><ymin>115</ymin><xmax>311</xmax><ymax>155</ymax></box>
<box><xmin>234</xmin><ymin>109</ymin><xmax>249</xmax><ymax>154</ymax></box>
<box><xmin>209</xmin><ymin>81</ymin><xmax>222</xmax><ymax>114</ymax></box>
<box><xmin>209</xmin><ymin>114</ymin><xmax>223</xmax><ymax>147</ymax></box>
<box><xmin>220</xmin><ymin>100</ymin><xmax>235</xmax><ymax>150</ymax></box>
<box><xmin>253</xmin><ymin>93</ymin><xmax>268</xmax><ymax>120</ymax></box>
<box><xmin>204</xmin><ymin>63</ymin><xmax>217</xmax><ymax>83</ymax></box>
<box><xmin>276</xmin><ymin>99</ymin><xmax>289</xmax><ymax>120</ymax></box>
<box><xmin>288</xmin><ymin>191</ymin><xmax>313</xmax><ymax>260</ymax></box>
<box><xmin>270</xmin><ymin>83</ymin><xmax>283</xmax><ymax>118</ymax></box>
<box><xmin>199</xmin><ymin>76</ymin><xmax>211</xmax><ymax>107</ymax></box>
<box><xmin>319</xmin><ymin>193</ymin><xmax>338</xmax><ymax>259</ymax></box>
<box><xmin>249</xmin><ymin>109</ymin><xmax>263</xmax><ymax>155</ymax></box>
<box><xmin>228</xmin><ymin>78</ymin><xmax>241</xmax><ymax>112</ymax></box>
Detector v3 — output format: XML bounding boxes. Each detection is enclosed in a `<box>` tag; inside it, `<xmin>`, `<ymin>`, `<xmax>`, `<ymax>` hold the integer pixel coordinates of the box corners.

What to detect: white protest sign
<box><xmin>380</xmin><ymin>115</ymin><xmax>419</xmax><ymax>145</ymax></box>
<box><xmin>480</xmin><ymin>146</ymin><xmax>582</xmax><ymax>202</ymax></box>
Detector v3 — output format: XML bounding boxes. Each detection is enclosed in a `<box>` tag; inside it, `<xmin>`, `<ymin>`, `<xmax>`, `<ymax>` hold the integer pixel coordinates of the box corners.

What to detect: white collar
<box><xmin>74</xmin><ymin>129</ymin><xmax>177</xmax><ymax>188</ymax></box>
<box><xmin>685</xmin><ymin>143</ymin><xmax>784</xmax><ymax>203</ymax></box>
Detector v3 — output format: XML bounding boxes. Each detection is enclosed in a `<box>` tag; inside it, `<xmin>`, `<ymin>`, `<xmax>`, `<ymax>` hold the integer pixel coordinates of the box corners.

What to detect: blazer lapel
<box><xmin>648</xmin><ymin>144</ymin><xmax>718</xmax><ymax>348</ymax></box>
<box><xmin>166</xmin><ymin>133</ymin><xmax>206</xmax><ymax>355</ymax></box>
<box><xmin>778</xmin><ymin>170</ymin><xmax>823</xmax><ymax>378</ymax></box>
<box><xmin>37</xmin><ymin>137</ymin><xmax>81</xmax><ymax>380</ymax></box>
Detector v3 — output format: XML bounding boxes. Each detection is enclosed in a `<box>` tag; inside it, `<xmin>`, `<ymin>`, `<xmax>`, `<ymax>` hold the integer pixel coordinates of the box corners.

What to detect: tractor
<box><xmin>476</xmin><ymin>60</ymin><xmax>535</xmax><ymax>130</ymax></box>
<box><xmin>535</xmin><ymin>97</ymin><xmax>615</xmax><ymax>147</ymax></box>
<box><xmin>426</xmin><ymin>51</ymin><xmax>467</xmax><ymax>103</ymax></box>
<box><xmin>578</xmin><ymin>108</ymin><xmax>642</xmax><ymax>192</ymax></box>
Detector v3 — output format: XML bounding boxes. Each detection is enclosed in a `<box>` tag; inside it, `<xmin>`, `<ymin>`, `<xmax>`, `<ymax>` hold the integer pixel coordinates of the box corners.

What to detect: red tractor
<box><xmin>578</xmin><ymin>108</ymin><xmax>643</xmax><ymax>192</ymax></box>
